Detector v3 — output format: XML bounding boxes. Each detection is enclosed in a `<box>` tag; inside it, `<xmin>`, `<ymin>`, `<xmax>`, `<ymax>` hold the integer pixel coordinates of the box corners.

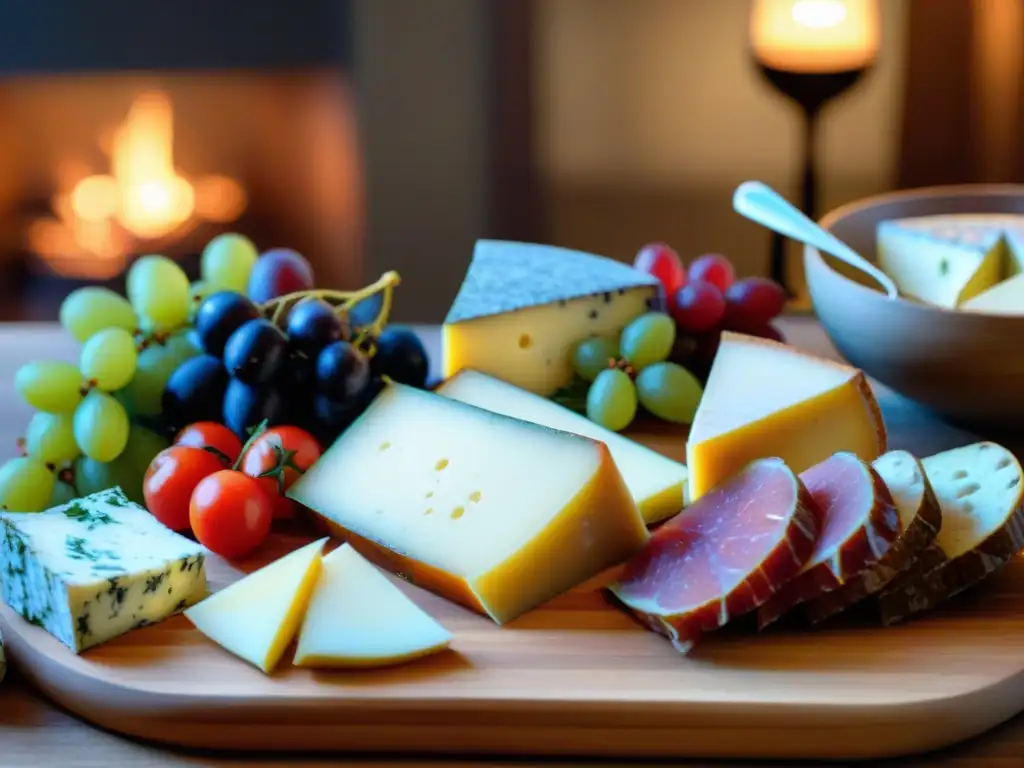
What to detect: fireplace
<box><xmin>0</xmin><ymin>1</ymin><xmax>362</xmax><ymax>320</ymax></box>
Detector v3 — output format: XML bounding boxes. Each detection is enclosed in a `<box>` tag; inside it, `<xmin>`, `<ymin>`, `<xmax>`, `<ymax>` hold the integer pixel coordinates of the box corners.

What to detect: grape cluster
<box><xmin>633</xmin><ymin>244</ymin><xmax>787</xmax><ymax>382</ymax></box>
<box><xmin>571</xmin><ymin>312</ymin><xmax>704</xmax><ymax>432</ymax></box>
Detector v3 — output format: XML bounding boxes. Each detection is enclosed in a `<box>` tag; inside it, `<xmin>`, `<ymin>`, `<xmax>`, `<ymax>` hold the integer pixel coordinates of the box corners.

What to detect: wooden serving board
<box><xmin>5</xmin><ymin>417</ymin><xmax>1024</xmax><ymax>763</ymax></box>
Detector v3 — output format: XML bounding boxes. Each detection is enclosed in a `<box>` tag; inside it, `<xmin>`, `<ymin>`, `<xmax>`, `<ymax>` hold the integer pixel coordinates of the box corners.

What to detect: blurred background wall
<box><xmin>0</xmin><ymin>0</ymin><xmax>1019</xmax><ymax>323</ymax></box>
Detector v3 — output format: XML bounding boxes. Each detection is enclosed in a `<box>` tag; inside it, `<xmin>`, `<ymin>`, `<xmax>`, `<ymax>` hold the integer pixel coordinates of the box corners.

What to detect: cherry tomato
<box><xmin>189</xmin><ymin>470</ymin><xmax>273</xmax><ymax>559</ymax></box>
<box><xmin>240</xmin><ymin>426</ymin><xmax>322</xmax><ymax>519</ymax></box>
<box><xmin>174</xmin><ymin>421</ymin><xmax>244</xmax><ymax>464</ymax></box>
<box><xmin>634</xmin><ymin>243</ymin><xmax>686</xmax><ymax>301</ymax></box>
<box><xmin>144</xmin><ymin>446</ymin><xmax>227</xmax><ymax>531</ymax></box>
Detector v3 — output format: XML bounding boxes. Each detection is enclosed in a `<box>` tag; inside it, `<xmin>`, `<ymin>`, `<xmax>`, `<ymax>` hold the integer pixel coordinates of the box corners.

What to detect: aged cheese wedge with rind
<box><xmin>686</xmin><ymin>332</ymin><xmax>887</xmax><ymax>501</ymax></box>
<box><xmin>877</xmin><ymin>442</ymin><xmax>1024</xmax><ymax>625</ymax></box>
<box><xmin>294</xmin><ymin>544</ymin><xmax>452</xmax><ymax>669</ymax></box>
<box><xmin>442</xmin><ymin>239</ymin><xmax>659</xmax><ymax>396</ymax></box>
<box><xmin>436</xmin><ymin>369</ymin><xmax>688</xmax><ymax>524</ymax></box>
<box><xmin>805</xmin><ymin>450</ymin><xmax>942</xmax><ymax>623</ymax></box>
<box><xmin>609</xmin><ymin>458</ymin><xmax>821</xmax><ymax>654</ymax></box>
<box><xmin>0</xmin><ymin>487</ymin><xmax>207</xmax><ymax>653</ymax></box>
<box><xmin>185</xmin><ymin>538</ymin><xmax>327</xmax><ymax>674</ymax></box>
<box><xmin>876</xmin><ymin>215</ymin><xmax>1019</xmax><ymax>308</ymax></box>
<box><xmin>288</xmin><ymin>382</ymin><xmax>649</xmax><ymax>625</ymax></box>
<box><xmin>757</xmin><ymin>453</ymin><xmax>900</xmax><ymax>630</ymax></box>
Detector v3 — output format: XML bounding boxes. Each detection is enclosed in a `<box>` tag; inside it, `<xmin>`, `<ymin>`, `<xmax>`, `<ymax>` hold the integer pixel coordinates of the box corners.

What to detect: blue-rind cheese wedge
<box><xmin>443</xmin><ymin>240</ymin><xmax>660</xmax><ymax>395</ymax></box>
<box><xmin>0</xmin><ymin>487</ymin><xmax>207</xmax><ymax>654</ymax></box>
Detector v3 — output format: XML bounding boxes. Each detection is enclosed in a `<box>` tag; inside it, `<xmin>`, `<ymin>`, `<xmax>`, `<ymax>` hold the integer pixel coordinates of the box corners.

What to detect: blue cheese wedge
<box><xmin>0</xmin><ymin>487</ymin><xmax>207</xmax><ymax>654</ymax></box>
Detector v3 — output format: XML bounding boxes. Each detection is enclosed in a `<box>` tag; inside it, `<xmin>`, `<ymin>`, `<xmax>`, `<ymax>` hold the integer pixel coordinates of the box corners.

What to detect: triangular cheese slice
<box><xmin>436</xmin><ymin>369</ymin><xmax>687</xmax><ymax>524</ymax></box>
<box><xmin>686</xmin><ymin>332</ymin><xmax>886</xmax><ymax>501</ymax></box>
<box><xmin>184</xmin><ymin>538</ymin><xmax>327</xmax><ymax>674</ymax></box>
<box><xmin>876</xmin><ymin>214</ymin><xmax>1024</xmax><ymax>307</ymax></box>
<box><xmin>960</xmin><ymin>272</ymin><xmax>1024</xmax><ymax>315</ymax></box>
<box><xmin>442</xmin><ymin>240</ymin><xmax>659</xmax><ymax>395</ymax></box>
<box><xmin>293</xmin><ymin>544</ymin><xmax>452</xmax><ymax>669</ymax></box>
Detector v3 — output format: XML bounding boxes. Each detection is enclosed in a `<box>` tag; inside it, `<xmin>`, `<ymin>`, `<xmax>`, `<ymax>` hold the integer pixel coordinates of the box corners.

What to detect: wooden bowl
<box><xmin>804</xmin><ymin>184</ymin><xmax>1024</xmax><ymax>429</ymax></box>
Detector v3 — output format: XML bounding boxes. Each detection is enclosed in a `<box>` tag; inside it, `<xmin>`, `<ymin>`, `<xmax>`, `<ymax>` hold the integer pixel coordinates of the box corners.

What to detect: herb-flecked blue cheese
<box><xmin>0</xmin><ymin>487</ymin><xmax>207</xmax><ymax>654</ymax></box>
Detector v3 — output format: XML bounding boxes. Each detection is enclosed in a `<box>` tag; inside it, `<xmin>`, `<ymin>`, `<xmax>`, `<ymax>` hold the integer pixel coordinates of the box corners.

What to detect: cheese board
<box><xmin>4</xmin><ymin>227</ymin><xmax>1024</xmax><ymax>763</ymax></box>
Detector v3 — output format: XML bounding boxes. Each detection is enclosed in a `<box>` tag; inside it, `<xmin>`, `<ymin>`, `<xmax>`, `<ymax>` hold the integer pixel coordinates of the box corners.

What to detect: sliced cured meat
<box><xmin>757</xmin><ymin>452</ymin><xmax>900</xmax><ymax>630</ymax></box>
<box><xmin>608</xmin><ymin>457</ymin><xmax>821</xmax><ymax>654</ymax></box>
<box><xmin>805</xmin><ymin>450</ymin><xmax>942</xmax><ymax>624</ymax></box>
<box><xmin>878</xmin><ymin>442</ymin><xmax>1024</xmax><ymax>625</ymax></box>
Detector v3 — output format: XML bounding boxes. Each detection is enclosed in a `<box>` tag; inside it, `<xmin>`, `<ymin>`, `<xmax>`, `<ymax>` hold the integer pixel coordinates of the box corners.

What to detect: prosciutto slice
<box><xmin>757</xmin><ymin>452</ymin><xmax>900</xmax><ymax>630</ymax></box>
<box><xmin>608</xmin><ymin>457</ymin><xmax>821</xmax><ymax>654</ymax></box>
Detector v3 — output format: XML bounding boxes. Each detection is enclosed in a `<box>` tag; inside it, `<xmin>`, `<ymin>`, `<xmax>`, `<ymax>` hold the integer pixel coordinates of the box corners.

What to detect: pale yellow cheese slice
<box><xmin>686</xmin><ymin>332</ymin><xmax>886</xmax><ymax>501</ymax></box>
<box><xmin>288</xmin><ymin>383</ymin><xmax>649</xmax><ymax>625</ymax></box>
<box><xmin>436</xmin><ymin>369</ymin><xmax>687</xmax><ymax>524</ymax></box>
<box><xmin>960</xmin><ymin>273</ymin><xmax>1024</xmax><ymax>315</ymax></box>
<box><xmin>184</xmin><ymin>538</ymin><xmax>327</xmax><ymax>674</ymax></box>
<box><xmin>294</xmin><ymin>544</ymin><xmax>452</xmax><ymax>669</ymax></box>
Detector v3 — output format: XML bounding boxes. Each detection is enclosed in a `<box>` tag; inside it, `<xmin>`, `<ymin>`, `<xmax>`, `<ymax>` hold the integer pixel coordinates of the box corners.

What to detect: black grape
<box><xmin>316</xmin><ymin>341</ymin><xmax>371</xmax><ymax>402</ymax></box>
<box><xmin>286</xmin><ymin>298</ymin><xmax>347</xmax><ymax>358</ymax></box>
<box><xmin>162</xmin><ymin>356</ymin><xmax>229</xmax><ymax>429</ymax></box>
<box><xmin>222</xmin><ymin>379</ymin><xmax>286</xmax><ymax>439</ymax></box>
<box><xmin>223</xmin><ymin>319</ymin><xmax>288</xmax><ymax>385</ymax></box>
<box><xmin>371</xmin><ymin>327</ymin><xmax>429</xmax><ymax>388</ymax></box>
<box><xmin>195</xmin><ymin>292</ymin><xmax>261</xmax><ymax>358</ymax></box>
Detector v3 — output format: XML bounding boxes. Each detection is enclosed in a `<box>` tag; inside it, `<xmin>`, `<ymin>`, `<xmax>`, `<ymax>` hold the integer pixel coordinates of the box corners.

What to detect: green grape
<box><xmin>635</xmin><ymin>361</ymin><xmax>704</xmax><ymax>425</ymax></box>
<box><xmin>50</xmin><ymin>479</ymin><xmax>79</xmax><ymax>507</ymax></box>
<box><xmin>15</xmin><ymin>361</ymin><xmax>84</xmax><ymax>414</ymax></box>
<box><xmin>73</xmin><ymin>390</ymin><xmax>130</xmax><ymax>462</ymax></box>
<box><xmin>119</xmin><ymin>331</ymin><xmax>201</xmax><ymax>416</ymax></box>
<box><xmin>620</xmin><ymin>312</ymin><xmax>676</xmax><ymax>371</ymax></box>
<box><xmin>80</xmin><ymin>327</ymin><xmax>138</xmax><ymax>391</ymax></box>
<box><xmin>0</xmin><ymin>457</ymin><xmax>55</xmax><ymax>512</ymax></box>
<box><xmin>74</xmin><ymin>426</ymin><xmax>169</xmax><ymax>504</ymax></box>
<box><xmin>127</xmin><ymin>255</ymin><xmax>191</xmax><ymax>332</ymax></box>
<box><xmin>586</xmin><ymin>368</ymin><xmax>637</xmax><ymax>432</ymax></box>
<box><xmin>60</xmin><ymin>287</ymin><xmax>139</xmax><ymax>343</ymax></box>
<box><xmin>201</xmin><ymin>233</ymin><xmax>258</xmax><ymax>293</ymax></box>
<box><xmin>573</xmin><ymin>337</ymin><xmax>619</xmax><ymax>382</ymax></box>
<box><xmin>188</xmin><ymin>280</ymin><xmax>215</xmax><ymax>323</ymax></box>
<box><xmin>24</xmin><ymin>412</ymin><xmax>79</xmax><ymax>466</ymax></box>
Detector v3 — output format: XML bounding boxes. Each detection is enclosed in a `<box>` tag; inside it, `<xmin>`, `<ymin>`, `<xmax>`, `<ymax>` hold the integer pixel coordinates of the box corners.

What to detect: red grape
<box><xmin>723</xmin><ymin>277</ymin><xmax>787</xmax><ymax>330</ymax></box>
<box><xmin>688</xmin><ymin>254</ymin><xmax>735</xmax><ymax>292</ymax></box>
<box><xmin>671</xmin><ymin>281</ymin><xmax>725</xmax><ymax>333</ymax></box>
<box><xmin>247</xmin><ymin>248</ymin><xmax>315</xmax><ymax>304</ymax></box>
<box><xmin>634</xmin><ymin>243</ymin><xmax>686</xmax><ymax>299</ymax></box>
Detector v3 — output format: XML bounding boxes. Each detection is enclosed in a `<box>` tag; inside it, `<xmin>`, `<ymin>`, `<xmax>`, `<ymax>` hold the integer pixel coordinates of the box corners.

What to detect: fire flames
<box><xmin>29</xmin><ymin>91</ymin><xmax>247</xmax><ymax>279</ymax></box>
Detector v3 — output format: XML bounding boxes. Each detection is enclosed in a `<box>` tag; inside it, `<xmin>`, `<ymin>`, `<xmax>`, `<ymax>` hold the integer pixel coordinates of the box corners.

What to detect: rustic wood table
<box><xmin>1</xmin><ymin>317</ymin><xmax>1023</xmax><ymax>767</ymax></box>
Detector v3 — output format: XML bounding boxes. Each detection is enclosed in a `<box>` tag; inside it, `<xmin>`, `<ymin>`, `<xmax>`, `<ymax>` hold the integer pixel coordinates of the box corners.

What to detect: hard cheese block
<box><xmin>436</xmin><ymin>369</ymin><xmax>688</xmax><ymax>524</ymax></box>
<box><xmin>288</xmin><ymin>382</ymin><xmax>649</xmax><ymax>625</ymax></box>
<box><xmin>877</xmin><ymin>443</ymin><xmax>1024</xmax><ymax>624</ymax></box>
<box><xmin>294</xmin><ymin>544</ymin><xmax>453</xmax><ymax>669</ymax></box>
<box><xmin>876</xmin><ymin>214</ymin><xmax>1023</xmax><ymax>307</ymax></box>
<box><xmin>185</xmin><ymin>538</ymin><xmax>327</xmax><ymax>674</ymax></box>
<box><xmin>442</xmin><ymin>239</ymin><xmax>659</xmax><ymax>395</ymax></box>
<box><xmin>686</xmin><ymin>332</ymin><xmax>887</xmax><ymax>501</ymax></box>
<box><xmin>0</xmin><ymin>488</ymin><xmax>207</xmax><ymax>653</ymax></box>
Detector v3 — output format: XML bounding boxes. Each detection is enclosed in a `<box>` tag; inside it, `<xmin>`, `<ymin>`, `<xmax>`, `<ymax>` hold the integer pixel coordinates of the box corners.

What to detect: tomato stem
<box><xmin>233</xmin><ymin>420</ymin><xmax>269</xmax><ymax>472</ymax></box>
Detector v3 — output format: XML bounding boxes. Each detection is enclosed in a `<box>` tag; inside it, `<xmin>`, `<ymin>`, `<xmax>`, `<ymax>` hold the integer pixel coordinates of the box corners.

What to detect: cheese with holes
<box><xmin>436</xmin><ymin>369</ymin><xmax>687</xmax><ymax>524</ymax></box>
<box><xmin>288</xmin><ymin>382</ymin><xmax>649</xmax><ymax>625</ymax></box>
<box><xmin>184</xmin><ymin>538</ymin><xmax>326</xmax><ymax>674</ymax></box>
<box><xmin>442</xmin><ymin>239</ymin><xmax>659</xmax><ymax>395</ymax></box>
<box><xmin>686</xmin><ymin>332</ymin><xmax>887</xmax><ymax>501</ymax></box>
<box><xmin>294</xmin><ymin>544</ymin><xmax>452</xmax><ymax>668</ymax></box>
<box><xmin>878</xmin><ymin>442</ymin><xmax>1024</xmax><ymax>624</ymax></box>
<box><xmin>0</xmin><ymin>488</ymin><xmax>207</xmax><ymax>653</ymax></box>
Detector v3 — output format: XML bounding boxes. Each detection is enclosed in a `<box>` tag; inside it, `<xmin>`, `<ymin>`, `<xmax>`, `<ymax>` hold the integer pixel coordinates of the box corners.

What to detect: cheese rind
<box><xmin>0</xmin><ymin>488</ymin><xmax>207</xmax><ymax>653</ymax></box>
<box><xmin>686</xmin><ymin>332</ymin><xmax>886</xmax><ymax>501</ymax></box>
<box><xmin>436</xmin><ymin>369</ymin><xmax>688</xmax><ymax>524</ymax></box>
<box><xmin>184</xmin><ymin>538</ymin><xmax>327</xmax><ymax>674</ymax></box>
<box><xmin>294</xmin><ymin>544</ymin><xmax>452</xmax><ymax>669</ymax></box>
<box><xmin>442</xmin><ymin>240</ymin><xmax>659</xmax><ymax>395</ymax></box>
<box><xmin>288</xmin><ymin>383</ymin><xmax>649</xmax><ymax>625</ymax></box>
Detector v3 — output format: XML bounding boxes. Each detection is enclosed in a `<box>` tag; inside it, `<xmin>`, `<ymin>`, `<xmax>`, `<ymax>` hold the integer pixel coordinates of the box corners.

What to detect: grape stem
<box><xmin>259</xmin><ymin>271</ymin><xmax>402</xmax><ymax>355</ymax></box>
